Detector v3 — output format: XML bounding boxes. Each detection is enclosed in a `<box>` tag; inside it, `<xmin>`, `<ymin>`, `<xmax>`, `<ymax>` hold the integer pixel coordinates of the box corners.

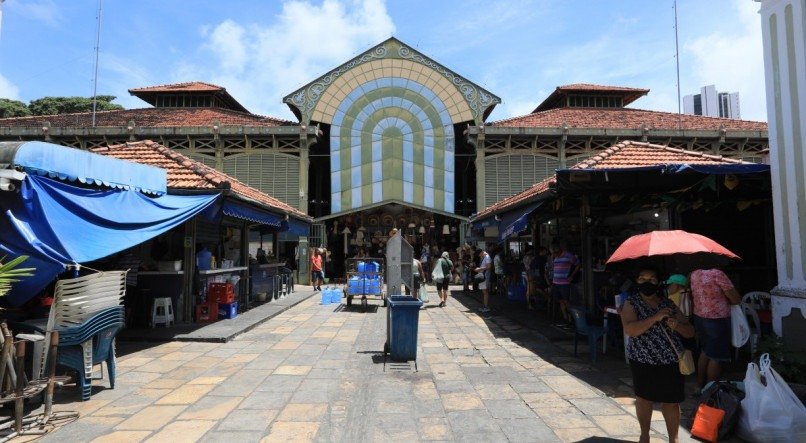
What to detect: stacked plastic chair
<box><xmin>56</xmin><ymin>307</ymin><xmax>125</xmax><ymax>400</ymax></box>
<box><xmin>15</xmin><ymin>270</ymin><xmax>126</xmax><ymax>401</ymax></box>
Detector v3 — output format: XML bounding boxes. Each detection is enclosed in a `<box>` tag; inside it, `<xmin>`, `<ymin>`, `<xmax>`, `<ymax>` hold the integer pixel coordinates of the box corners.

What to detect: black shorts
<box><xmin>436</xmin><ymin>280</ymin><xmax>449</xmax><ymax>291</ymax></box>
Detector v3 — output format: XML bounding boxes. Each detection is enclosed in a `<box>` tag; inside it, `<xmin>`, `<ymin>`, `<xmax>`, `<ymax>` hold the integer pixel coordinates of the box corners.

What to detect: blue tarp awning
<box><xmin>282</xmin><ymin>218</ymin><xmax>310</xmax><ymax>236</ymax></box>
<box><xmin>470</xmin><ymin>216</ymin><xmax>497</xmax><ymax>230</ymax></box>
<box><xmin>0</xmin><ymin>175</ymin><xmax>219</xmax><ymax>306</ymax></box>
<box><xmin>498</xmin><ymin>201</ymin><xmax>543</xmax><ymax>241</ymax></box>
<box><xmin>221</xmin><ymin>200</ymin><xmax>283</xmax><ymax>227</ymax></box>
<box><xmin>0</xmin><ymin>141</ymin><xmax>167</xmax><ymax>195</ymax></box>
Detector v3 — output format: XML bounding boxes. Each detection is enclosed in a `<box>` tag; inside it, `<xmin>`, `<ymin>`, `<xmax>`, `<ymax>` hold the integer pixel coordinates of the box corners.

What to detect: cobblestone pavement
<box><xmin>37</xmin><ymin>287</ymin><xmax>699</xmax><ymax>442</ymax></box>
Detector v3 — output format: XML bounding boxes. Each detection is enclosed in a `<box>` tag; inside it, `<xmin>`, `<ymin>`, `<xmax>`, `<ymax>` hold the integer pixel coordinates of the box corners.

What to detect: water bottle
<box><xmin>330</xmin><ymin>286</ymin><xmax>341</xmax><ymax>304</ymax></box>
<box><xmin>321</xmin><ymin>287</ymin><xmax>330</xmax><ymax>305</ymax></box>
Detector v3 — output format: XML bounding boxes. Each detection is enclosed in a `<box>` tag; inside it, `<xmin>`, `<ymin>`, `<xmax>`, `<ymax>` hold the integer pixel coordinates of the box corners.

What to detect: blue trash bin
<box><xmin>386</xmin><ymin>295</ymin><xmax>423</xmax><ymax>361</ymax></box>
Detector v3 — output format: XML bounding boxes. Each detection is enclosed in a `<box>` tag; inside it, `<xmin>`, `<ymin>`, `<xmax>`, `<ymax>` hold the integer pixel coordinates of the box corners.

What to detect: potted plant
<box><xmin>0</xmin><ymin>255</ymin><xmax>35</xmax><ymax>298</ymax></box>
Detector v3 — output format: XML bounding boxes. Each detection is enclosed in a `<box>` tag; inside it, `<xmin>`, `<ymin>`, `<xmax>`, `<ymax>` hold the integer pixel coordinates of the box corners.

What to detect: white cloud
<box><xmin>175</xmin><ymin>0</ymin><xmax>395</xmax><ymax>119</ymax></box>
<box><xmin>5</xmin><ymin>0</ymin><xmax>60</xmax><ymax>26</ymax></box>
<box><xmin>0</xmin><ymin>73</ymin><xmax>20</xmax><ymax>99</ymax></box>
<box><xmin>684</xmin><ymin>0</ymin><xmax>766</xmax><ymax>121</ymax></box>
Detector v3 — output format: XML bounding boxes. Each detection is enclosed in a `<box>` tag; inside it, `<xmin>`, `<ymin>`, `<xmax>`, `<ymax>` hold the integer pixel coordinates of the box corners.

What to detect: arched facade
<box><xmin>284</xmin><ymin>38</ymin><xmax>500</xmax><ymax>219</ymax></box>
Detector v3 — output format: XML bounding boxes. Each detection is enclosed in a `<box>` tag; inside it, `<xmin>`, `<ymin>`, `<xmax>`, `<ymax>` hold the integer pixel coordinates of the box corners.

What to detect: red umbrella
<box><xmin>606</xmin><ymin>230</ymin><xmax>740</xmax><ymax>273</ymax></box>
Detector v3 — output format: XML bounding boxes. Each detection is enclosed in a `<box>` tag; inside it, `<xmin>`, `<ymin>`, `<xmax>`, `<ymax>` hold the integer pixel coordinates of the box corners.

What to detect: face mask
<box><xmin>637</xmin><ymin>281</ymin><xmax>659</xmax><ymax>295</ymax></box>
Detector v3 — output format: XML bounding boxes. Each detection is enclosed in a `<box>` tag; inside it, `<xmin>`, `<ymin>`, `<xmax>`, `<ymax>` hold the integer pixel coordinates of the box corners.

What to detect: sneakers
<box><xmin>439</xmin><ymin>301</ymin><xmax>446</xmax><ymax>308</ymax></box>
<box><xmin>479</xmin><ymin>306</ymin><xmax>491</xmax><ymax>313</ymax></box>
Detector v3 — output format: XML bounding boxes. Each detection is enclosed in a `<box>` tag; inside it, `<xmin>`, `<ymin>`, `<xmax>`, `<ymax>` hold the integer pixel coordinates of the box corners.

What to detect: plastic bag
<box><xmin>418</xmin><ymin>285</ymin><xmax>429</xmax><ymax>303</ymax></box>
<box><xmin>737</xmin><ymin>354</ymin><xmax>806</xmax><ymax>443</ymax></box>
<box><xmin>690</xmin><ymin>381</ymin><xmax>745</xmax><ymax>441</ymax></box>
<box><xmin>431</xmin><ymin>259</ymin><xmax>445</xmax><ymax>284</ymax></box>
<box><xmin>691</xmin><ymin>403</ymin><xmax>725</xmax><ymax>443</ymax></box>
<box><xmin>731</xmin><ymin>304</ymin><xmax>750</xmax><ymax>348</ymax></box>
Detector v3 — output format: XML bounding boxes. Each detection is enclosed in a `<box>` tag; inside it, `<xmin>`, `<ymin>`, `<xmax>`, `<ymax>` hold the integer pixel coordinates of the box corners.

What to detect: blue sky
<box><xmin>0</xmin><ymin>0</ymin><xmax>766</xmax><ymax>122</ymax></box>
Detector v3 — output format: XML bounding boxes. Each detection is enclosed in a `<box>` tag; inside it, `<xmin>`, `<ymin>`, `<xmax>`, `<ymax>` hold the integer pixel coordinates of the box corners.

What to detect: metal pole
<box><xmin>91</xmin><ymin>0</ymin><xmax>103</xmax><ymax>127</ymax></box>
<box><xmin>674</xmin><ymin>0</ymin><xmax>682</xmax><ymax>130</ymax></box>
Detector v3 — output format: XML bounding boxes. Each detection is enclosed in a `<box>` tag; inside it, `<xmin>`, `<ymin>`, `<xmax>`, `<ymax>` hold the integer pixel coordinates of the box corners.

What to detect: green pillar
<box><xmin>475</xmin><ymin>134</ymin><xmax>487</xmax><ymax>213</ymax></box>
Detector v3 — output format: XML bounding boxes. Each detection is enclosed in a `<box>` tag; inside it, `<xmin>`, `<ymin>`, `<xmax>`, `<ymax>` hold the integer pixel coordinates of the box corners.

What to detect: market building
<box><xmin>0</xmin><ymin>37</ymin><xmax>769</xmax><ymax>283</ymax></box>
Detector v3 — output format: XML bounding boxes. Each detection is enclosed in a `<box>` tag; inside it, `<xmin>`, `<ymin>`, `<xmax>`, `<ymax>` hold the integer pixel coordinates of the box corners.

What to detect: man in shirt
<box><xmin>550</xmin><ymin>240</ymin><xmax>579</xmax><ymax>323</ymax></box>
<box><xmin>310</xmin><ymin>248</ymin><xmax>324</xmax><ymax>291</ymax></box>
<box><xmin>475</xmin><ymin>248</ymin><xmax>493</xmax><ymax>314</ymax></box>
<box><xmin>493</xmin><ymin>246</ymin><xmax>505</xmax><ymax>296</ymax></box>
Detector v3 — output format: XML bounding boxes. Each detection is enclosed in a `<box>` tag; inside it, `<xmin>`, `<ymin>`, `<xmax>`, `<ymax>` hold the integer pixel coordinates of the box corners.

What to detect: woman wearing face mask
<box><xmin>622</xmin><ymin>268</ymin><xmax>695</xmax><ymax>443</ymax></box>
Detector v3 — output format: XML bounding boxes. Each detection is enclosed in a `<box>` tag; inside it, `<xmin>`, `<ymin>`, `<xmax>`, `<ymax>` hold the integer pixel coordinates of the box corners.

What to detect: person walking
<box><xmin>689</xmin><ymin>267</ymin><xmax>741</xmax><ymax>392</ymax></box>
<box><xmin>433</xmin><ymin>251</ymin><xmax>453</xmax><ymax>307</ymax></box>
<box><xmin>475</xmin><ymin>248</ymin><xmax>493</xmax><ymax>313</ymax></box>
<box><xmin>493</xmin><ymin>246</ymin><xmax>506</xmax><ymax>296</ymax></box>
<box><xmin>622</xmin><ymin>267</ymin><xmax>695</xmax><ymax>443</ymax></box>
<box><xmin>310</xmin><ymin>247</ymin><xmax>324</xmax><ymax>291</ymax></box>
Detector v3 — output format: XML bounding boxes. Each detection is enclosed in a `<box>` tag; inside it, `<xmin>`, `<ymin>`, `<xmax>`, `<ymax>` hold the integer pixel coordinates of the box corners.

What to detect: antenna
<box><xmin>91</xmin><ymin>0</ymin><xmax>103</xmax><ymax>127</ymax></box>
<box><xmin>674</xmin><ymin>0</ymin><xmax>682</xmax><ymax>130</ymax></box>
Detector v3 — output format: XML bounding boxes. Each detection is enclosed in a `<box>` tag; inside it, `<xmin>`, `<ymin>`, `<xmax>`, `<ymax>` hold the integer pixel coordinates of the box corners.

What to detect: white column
<box><xmin>759</xmin><ymin>0</ymin><xmax>806</xmax><ymax>336</ymax></box>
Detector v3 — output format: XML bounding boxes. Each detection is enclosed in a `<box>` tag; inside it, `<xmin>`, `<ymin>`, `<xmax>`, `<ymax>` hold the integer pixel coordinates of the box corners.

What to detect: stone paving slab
<box><xmin>33</xmin><ymin>286</ymin><xmax>706</xmax><ymax>442</ymax></box>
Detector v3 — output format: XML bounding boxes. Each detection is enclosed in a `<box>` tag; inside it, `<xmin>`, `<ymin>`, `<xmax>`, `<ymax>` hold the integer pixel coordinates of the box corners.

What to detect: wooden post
<box><xmin>182</xmin><ymin>218</ymin><xmax>197</xmax><ymax>323</ymax></box>
<box><xmin>581</xmin><ymin>195</ymin><xmax>595</xmax><ymax>313</ymax></box>
<box><xmin>14</xmin><ymin>341</ymin><xmax>26</xmax><ymax>433</ymax></box>
<box><xmin>43</xmin><ymin>331</ymin><xmax>59</xmax><ymax>421</ymax></box>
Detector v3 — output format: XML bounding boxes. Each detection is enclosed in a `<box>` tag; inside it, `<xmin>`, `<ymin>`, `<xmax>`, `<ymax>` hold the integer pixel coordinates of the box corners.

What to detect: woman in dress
<box><xmin>621</xmin><ymin>268</ymin><xmax>695</xmax><ymax>443</ymax></box>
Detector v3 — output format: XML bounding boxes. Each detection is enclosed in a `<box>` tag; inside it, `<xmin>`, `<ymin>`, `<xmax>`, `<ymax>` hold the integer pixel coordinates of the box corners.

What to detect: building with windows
<box><xmin>0</xmin><ymin>37</ymin><xmax>768</xmax><ymax>281</ymax></box>
<box><xmin>683</xmin><ymin>84</ymin><xmax>741</xmax><ymax>118</ymax></box>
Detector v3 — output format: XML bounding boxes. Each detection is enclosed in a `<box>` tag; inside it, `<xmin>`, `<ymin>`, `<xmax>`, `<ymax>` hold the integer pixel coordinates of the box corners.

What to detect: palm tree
<box><xmin>0</xmin><ymin>256</ymin><xmax>35</xmax><ymax>297</ymax></box>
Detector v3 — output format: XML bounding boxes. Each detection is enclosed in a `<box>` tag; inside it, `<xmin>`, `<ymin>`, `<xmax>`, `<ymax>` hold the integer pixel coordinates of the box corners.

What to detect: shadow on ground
<box><xmin>445</xmin><ymin>286</ymin><xmax>751</xmax><ymax>429</ymax></box>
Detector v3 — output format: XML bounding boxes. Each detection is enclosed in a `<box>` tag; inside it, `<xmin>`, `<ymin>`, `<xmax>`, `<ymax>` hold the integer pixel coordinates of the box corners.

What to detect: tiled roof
<box><xmin>473</xmin><ymin>141</ymin><xmax>751</xmax><ymax>220</ymax></box>
<box><xmin>491</xmin><ymin>107</ymin><xmax>768</xmax><ymax>131</ymax></box>
<box><xmin>128</xmin><ymin>81</ymin><xmax>224</xmax><ymax>93</ymax></box>
<box><xmin>533</xmin><ymin>84</ymin><xmax>650</xmax><ymax>111</ymax></box>
<box><xmin>0</xmin><ymin>107</ymin><xmax>295</xmax><ymax>127</ymax></box>
<box><xmin>92</xmin><ymin>140</ymin><xmax>312</xmax><ymax>222</ymax></box>
<box><xmin>555</xmin><ymin>83</ymin><xmax>650</xmax><ymax>93</ymax></box>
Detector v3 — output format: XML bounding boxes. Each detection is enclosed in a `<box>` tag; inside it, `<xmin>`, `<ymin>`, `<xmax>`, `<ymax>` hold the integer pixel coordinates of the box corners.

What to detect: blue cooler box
<box><xmin>218</xmin><ymin>302</ymin><xmax>238</xmax><ymax>319</ymax></box>
<box><xmin>386</xmin><ymin>295</ymin><xmax>423</xmax><ymax>361</ymax></box>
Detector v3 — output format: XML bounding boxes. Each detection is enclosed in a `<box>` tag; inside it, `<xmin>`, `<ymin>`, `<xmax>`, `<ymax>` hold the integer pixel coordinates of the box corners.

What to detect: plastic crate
<box><xmin>195</xmin><ymin>302</ymin><xmax>218</xmax><ymax>323</ymax></box>
<box><xmin>218</xmin><ymin>302</ymin><xmax>238</xmax><ymax>319</ymax></box>
<box><xmin>209</xmin><ymin>282</ymin><xmax>235</xmax><ymax>304</ymax></box>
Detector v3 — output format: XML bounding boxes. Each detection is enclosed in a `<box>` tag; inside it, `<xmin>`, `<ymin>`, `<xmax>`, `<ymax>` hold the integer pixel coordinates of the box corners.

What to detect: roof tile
<box><xmin>0</xmin><ymin>107</ymin><xmax>295</xmax><ymax>127</ymax></box>
<box><xmin>93</xmin><ymin>140</ymin><xmax>312</xmax><ymax>221</ymax></box>
<box><xmin>491</xmin><ymin>107</ymin><xmax>767</xmax><ymax>131</ymax></box>
<box><xmin>473</xmin><ymin>140</ymin><xmax>752</xmax><ymax>220</ymax></box>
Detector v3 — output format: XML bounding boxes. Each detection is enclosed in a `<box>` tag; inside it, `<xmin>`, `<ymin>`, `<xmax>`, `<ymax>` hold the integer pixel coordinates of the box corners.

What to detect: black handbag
<box><xmin>689</xmin><ymin>381</ymin><xmax>745</xmax><ymax>440</ymax></box>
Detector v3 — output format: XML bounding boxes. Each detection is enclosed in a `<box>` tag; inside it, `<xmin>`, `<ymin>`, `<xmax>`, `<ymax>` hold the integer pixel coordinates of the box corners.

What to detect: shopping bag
<box><xmin>474</xmin><ymin>272</ymin><xmax>485</xmax><ymax>282</ymax></box>
<box><xmin>691</xmin><ymin>403</ymin><xmax>725</xmax><ymax>443</ymax></box>
<box><xmin>731</xmin><ymin>304</ymin><xmax>750</xmax><ymax>348</ymax></box>
<box><xmin>431</xmin><ymin>259</ymin><xmax>445</xmax><ymax>284</ymax></box>
<box><xmin>689</xmin><ymin>381</ymin><xmax>745</xmax><ymax>440</ymax></box>
<box><xmin>737</xmin><ymin>354</ymin><xmax>806</xmax><ymax>443</ymax></box>
<box><xmin>679</xmin><ymin>291</ymin><xmax>692</xmax><ymax>317</ymax></box>
<box><xmin>418</xmin><ymin>285</ymin><xmax>429</xmax><ymax>303</ymax></box>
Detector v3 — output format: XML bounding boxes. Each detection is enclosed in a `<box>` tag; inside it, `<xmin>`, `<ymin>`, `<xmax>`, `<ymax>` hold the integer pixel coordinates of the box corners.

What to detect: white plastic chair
<box><xmin>742</xmin><ymin>291</ymin><xmax>771</xmax><ymax>311</ymax></box>
<box><xmin>29</xmin><ymin>271</ymin><xmax>126</xmax><ymax>379</ymax></box>
<box><xmin>742</xmin><ymin>303</ymin><xmax>762</xmax><ymax>358</ymax></box>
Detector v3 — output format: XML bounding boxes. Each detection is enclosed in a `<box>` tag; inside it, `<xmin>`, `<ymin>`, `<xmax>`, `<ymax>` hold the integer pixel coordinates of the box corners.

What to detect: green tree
<box><xmin>28</xmin><ymin>95</ymin><xmax>124</xmax><ymax>115</ymax></box>
<box><xmin>0</xmin><ymin>98</ymin><xmax>32</xmax><ymax>118</ymax></box>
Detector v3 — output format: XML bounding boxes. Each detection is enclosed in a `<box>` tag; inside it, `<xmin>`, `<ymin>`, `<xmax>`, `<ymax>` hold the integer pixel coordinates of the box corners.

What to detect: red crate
<box><xmin>208</xmin><ymin>282</ymin><xmax>235</xmax><ymax>304</ymax></box>
<box><xmin>195</xmin><ymin>302</ymin><xmax>218</xmax><ymax>323</ymax></box>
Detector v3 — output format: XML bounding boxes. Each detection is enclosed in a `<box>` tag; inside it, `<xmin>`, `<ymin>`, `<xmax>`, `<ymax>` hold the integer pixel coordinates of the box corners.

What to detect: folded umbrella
<box><xmin>606</xmin><ymin>230</ymin><xmax>740</xmax><ymax>274</ymax></box>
